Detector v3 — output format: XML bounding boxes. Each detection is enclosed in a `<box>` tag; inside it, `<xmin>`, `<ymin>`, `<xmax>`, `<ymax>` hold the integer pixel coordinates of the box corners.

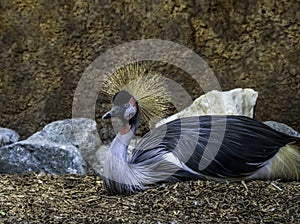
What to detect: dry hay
<box><xmin>0</xmin><ymin>174</ymin><xmax>299</xmax><ymax>223</ymax></box>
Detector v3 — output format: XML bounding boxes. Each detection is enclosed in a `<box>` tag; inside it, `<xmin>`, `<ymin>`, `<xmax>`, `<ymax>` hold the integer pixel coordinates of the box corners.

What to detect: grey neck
<box><xmin>108</xmin><ymin>128</ymin><xmax>135</xmax><ymax>162</ymax></box>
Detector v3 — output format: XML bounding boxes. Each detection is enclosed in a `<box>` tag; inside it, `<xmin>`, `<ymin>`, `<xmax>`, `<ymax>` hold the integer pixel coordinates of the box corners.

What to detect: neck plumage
<box><xmin>103</xmin><ymin>113</ymin><xmax>142</xmax><ymax>195</ymax></box>
<box><xmin>109</xmin><ymin>128</ymin><xmax>134</xmax><ymax>162</ymax></box>
<box><xmin>108</xmin><ymin>108</ymin><xmax>140</xmax><ymax>161</ymax></box>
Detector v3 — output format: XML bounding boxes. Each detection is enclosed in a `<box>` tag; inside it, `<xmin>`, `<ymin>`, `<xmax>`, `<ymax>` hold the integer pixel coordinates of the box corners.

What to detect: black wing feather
<box><xmin>130</xmin><ymin>115</ymin><xmax>292</xmax><ymax>180</ymax></box>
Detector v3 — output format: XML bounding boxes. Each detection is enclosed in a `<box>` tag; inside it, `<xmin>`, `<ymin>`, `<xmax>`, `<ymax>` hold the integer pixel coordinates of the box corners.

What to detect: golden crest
<box><xmin>102</xmin><ymin>62</ymin><xmax>171</xmax><ymax>121</ymax></box>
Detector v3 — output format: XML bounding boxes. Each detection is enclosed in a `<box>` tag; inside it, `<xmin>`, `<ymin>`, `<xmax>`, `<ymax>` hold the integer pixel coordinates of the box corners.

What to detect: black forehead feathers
<box><xmin>112</xmin><ymin>90</ymin><xmax>133</xmax><ymax>106</ymax></box>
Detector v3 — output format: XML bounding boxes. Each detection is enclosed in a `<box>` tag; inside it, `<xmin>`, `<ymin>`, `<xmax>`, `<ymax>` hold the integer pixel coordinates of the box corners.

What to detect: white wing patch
<box><xmin>163</xmin><ymin>152</ymin><xmax>200</xmax><ymax>176</ymax></box>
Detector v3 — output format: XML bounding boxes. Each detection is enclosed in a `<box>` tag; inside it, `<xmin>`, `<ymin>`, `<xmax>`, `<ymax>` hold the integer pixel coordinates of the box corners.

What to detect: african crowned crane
<box><xmin>101</xmin><ymin>64</ymin><xmax>300</xmax><ymax>195</ymax></box>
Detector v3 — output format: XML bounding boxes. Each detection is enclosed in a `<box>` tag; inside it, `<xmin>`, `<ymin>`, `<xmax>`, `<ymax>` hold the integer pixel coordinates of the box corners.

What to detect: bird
<box><xmin>100</xmin><ymin>63</ymin><xmax>300</xmax><ymax>195</ymax></box>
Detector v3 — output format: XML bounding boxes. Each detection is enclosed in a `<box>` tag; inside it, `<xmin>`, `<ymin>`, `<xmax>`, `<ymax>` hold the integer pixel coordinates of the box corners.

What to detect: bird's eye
<box><xmin>124</xmin><ymin>103</ymin><xmax>130</xmax><ymax>108</ymax></box>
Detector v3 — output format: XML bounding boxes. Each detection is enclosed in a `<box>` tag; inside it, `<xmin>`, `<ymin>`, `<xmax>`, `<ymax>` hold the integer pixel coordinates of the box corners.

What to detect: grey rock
<box><xmin>264</xmin><ymin>121</ymin><xmax>300</xmax><ymax>137</ymax></box>
<box><xmin>0</xmin><ymin>141</ymin><xmax>86</xmax><ymax>174</ymax></box>
<box><xmin>0</xmin><ymin>118</ymin><xmax>102</xmax><ymax>175</ymax></box>
<box><xmin>0</xmin><ymin>128</ymin><xmax>20</xmax><ymax>148</ymax></box>
<box><xmin>27</xmin><ymin>118</ymin><xmax>102</xmax><ymax>166</ymax></box>
<box><xmin>28</xmin><ymin>118</ymin><xmax>100</xmax><ymax>149</ymax></box>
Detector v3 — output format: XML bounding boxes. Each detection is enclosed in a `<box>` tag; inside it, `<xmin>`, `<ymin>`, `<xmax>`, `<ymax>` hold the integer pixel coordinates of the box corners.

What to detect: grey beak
<box><xmin>102</xmin><ymin>105</ymin><xmax>124</xmax><ymax>119</ymax></box>
<box><xmin>102</xmin><ymin>110</ymin><xmax>112</xmax><ymax>119</ymax></box>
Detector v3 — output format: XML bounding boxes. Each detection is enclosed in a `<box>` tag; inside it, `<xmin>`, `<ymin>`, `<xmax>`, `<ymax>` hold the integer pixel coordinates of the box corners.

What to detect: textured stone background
<box><xmin>0</xmin><ymin>0</ymin><xmax>299</xmax><ymax>139</ymax></box>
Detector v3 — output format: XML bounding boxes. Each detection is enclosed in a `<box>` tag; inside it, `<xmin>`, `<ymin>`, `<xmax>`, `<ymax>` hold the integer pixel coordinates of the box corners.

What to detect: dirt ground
<box><xmin>1</xmin><ymin>1</ymin><xmax>299</xmax><ymax>223</ymax></box>
<box><xmin>0</xmin><ymin>174</ymin><xmax>299</xmax><ymax>223</ymax></box>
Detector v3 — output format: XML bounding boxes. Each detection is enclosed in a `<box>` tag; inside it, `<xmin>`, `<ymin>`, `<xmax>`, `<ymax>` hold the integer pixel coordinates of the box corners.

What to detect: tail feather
<box><xmin>270</xmin><ymin>143</ymin><xmax>300</xmax><ymax>180</ymax></box>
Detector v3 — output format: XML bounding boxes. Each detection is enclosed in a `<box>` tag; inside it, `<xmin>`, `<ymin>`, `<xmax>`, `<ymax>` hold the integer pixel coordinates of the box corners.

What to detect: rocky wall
<box><xmin>0</xmin><ymin>0</ymin><xmax>299</xmax><ymax>138</ymax></box>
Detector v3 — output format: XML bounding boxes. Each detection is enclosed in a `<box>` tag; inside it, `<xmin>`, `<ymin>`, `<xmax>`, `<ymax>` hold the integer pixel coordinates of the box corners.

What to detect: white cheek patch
<box><xmin>124</xmin><ymin>104</ymin><xmax>136</xmax><ymax>120</ymax></box>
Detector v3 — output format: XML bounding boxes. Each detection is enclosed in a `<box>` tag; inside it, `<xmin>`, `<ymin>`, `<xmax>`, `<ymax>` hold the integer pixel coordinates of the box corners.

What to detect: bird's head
<box><xmin>102</xmin><ymin>90</ymin><xmax>139</xmax><ymax>133</ymax></box>
<box><xmin>101</xmin><ymin>62</ymin><xmax>172</xmax><ymax>132</ymax></box>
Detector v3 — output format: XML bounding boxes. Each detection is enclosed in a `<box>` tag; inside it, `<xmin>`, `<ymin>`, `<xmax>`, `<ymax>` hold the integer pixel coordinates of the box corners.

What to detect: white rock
<box><xmin>156</xmin><ymin>88</ymin><xmax>258</xmax><ymax>127</ymax></box>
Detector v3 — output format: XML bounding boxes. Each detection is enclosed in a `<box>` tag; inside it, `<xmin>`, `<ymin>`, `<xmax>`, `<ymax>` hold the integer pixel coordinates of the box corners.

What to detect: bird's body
<box><xmin>102</xmin><ymin>91</ymin><xmax>300</xmax><ymax>195</ymax></box>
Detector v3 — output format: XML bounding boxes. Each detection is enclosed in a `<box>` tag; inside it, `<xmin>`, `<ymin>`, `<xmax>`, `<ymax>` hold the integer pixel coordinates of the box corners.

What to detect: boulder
<box><xmin>0</xmin><ymin>128</ymin><xmax>20</xmax><ymax>148</ymax></box>
<box><xmin>0</xmin><ymin>118</ymin><xmax>101</xmax><ymax>175</ymax></box>
<box><xmin>27</xmin><ymin>118</ymin><xmax>102</xmax><ymax>163</ymax></box>
<box><xmin>0</xmin><ymin>141</ymin><xmax>86</xmax><ymax>174</ymax></box>
<box><xmin>264</xmin><ymin>121</ymin><xmax>300</xmax><ymax>138</ymax></box>
<box><xmin>156</xmin><ymin>88</ymin><xmax>258</xmax><ymax>127</ymax></box>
